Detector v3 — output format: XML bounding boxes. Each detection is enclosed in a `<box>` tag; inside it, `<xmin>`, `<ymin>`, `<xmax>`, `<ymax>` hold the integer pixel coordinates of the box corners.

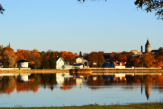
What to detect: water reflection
<box><xmin>1</xmin><ymin>73</ymin><xmax>163</xmax><ymax>105</ymax></box>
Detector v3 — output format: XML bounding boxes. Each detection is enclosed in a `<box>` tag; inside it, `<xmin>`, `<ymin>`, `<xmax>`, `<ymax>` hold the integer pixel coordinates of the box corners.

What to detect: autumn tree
<box><xmin>118</xmin><ymin>54</ymin><xmax>127</xmax><ymax>61</ymax></box>
<box><xmin>134</xmin><ymin>58</ymin><xmax>141</xmax><ymax>67</ymax></box>
<box><xmin>30</xmin><ymin>49</ymin><xmax>41</xmax><ymax>69</ymax></box>
<box><xmin>87</xmin><ymin>53</ymin><xmax>98</xmax><ymax>67</ymax></box>
<box><xmin>2</xmin><ymin>46</ymin><xmax>17</xmax><ymax>68</ymax></box>
<box><xmin>141</xmin><ymin>54</ymin><xmax>155</xmax><ymax>67</ymax></box>
<box><xmin>97</xmin><ymin>54</ymin><xmax>105</xmax><ymax>67</ymax></box>
<box><xmin>155</xmin><ymin>47</ymin><xmax>163</xmax><ymax>67</ymax></box>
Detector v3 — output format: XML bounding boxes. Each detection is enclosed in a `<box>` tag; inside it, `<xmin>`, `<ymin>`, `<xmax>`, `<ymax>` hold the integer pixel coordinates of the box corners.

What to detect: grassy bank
<box><xmin>1</xmin><ymin>103</ymin><xmax>163</xmax><ymax>109</ymax></box>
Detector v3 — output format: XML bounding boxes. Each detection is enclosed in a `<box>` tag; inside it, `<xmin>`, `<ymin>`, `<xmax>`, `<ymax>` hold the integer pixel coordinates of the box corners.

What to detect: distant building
<box><xmin>130</xmin><ymin>50</ymin><xmax>142</xmax><ymax>58</ymax></box>
<box><xmin>145</xmin><ymin>39</ymin><xmax>151</xmax><ymax>53</ymax></box>
<box><xmin>17</xmin><ymin>59</ymin><xmax>29</xmax><ymax>68</ymax></box>
<box><xmin>55</xmin><ymin>57</ymin><xmax>65</xmax><ymax>69</ymax></box>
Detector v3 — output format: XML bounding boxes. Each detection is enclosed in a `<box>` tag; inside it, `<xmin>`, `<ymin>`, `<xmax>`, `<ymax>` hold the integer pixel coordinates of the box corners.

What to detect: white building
<box><xmin>112</xmin><ymin>62</ymin><xmax>126</xmax><ymax>69</ymax></box>
<box><xmin>75</xmin><ymin>57</ymin><xmax>89</xmax><ymax>68</ymax></box>
<box><xmin>17</xmin><ymin>60</ymin><xmax>29</xmax><ymax>68</ymax></box>
<box><xmin>55</xmin><ymin>57</ymin><xmax>65</xmax><ymax>69</ymax></box>
<box><xmin>76</xmin><ymin>57</ymin><xmax>83</xmax><ymax>64</ymax></box>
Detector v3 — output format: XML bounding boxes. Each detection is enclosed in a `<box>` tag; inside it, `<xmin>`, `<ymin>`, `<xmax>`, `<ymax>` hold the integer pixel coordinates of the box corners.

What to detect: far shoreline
<box><xmin>0</xmin><ymin>68</ymin><xmax>163</xmax><ymax>74</ymax></box>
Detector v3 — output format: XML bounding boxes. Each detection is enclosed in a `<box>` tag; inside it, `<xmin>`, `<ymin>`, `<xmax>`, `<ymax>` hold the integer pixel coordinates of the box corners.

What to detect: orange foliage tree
<box><xmin>141</xmin><ymin>54</ymin><xmax>155</xmax><ymax>68</ymax></box>
<box><xmin>2</xmin><ymin>46</ymin><xmax>17</xmax><ymax>68</ymax></box>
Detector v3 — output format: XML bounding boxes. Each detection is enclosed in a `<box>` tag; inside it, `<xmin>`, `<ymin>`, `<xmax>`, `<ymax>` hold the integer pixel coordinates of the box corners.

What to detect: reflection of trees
<box><xmin>87</xmin><ymin>76</ymin><xmax>105</xmax><ymax>90</ymax></box>
<box><xmin>0</xmin><ymin>77</ymin><xmax>16</xmax><ymax>94</ymax></box>
<box><xmin>40</xmin><ymin>74</ymin><xmax>56</xmax><ymax>90</ymax></box>
<box><xmin>16</xmin><ymin>74</ymin><xmax>41</xmax><ymax>93</ymax></box>
<box><xmin>60</xmin><ymin>78</ymin><xmax>76</xmax><ymax>91</ymax></box>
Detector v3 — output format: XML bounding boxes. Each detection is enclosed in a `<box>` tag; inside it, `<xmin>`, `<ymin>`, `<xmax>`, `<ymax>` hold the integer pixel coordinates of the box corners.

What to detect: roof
<box><xmin>113</xmin><ymin>62</ymin><xmax>119</xmax><ymax>66</ymax></box>
<box><xmin>119</xmin><ymin>62</ymin><xmax>125</xmax><ymax>66</ymax></box>
<box><xmin>17</xmin><ymin>59</ymin><xmax>29</xmax><ymax>62</ymax></box>
<box><xmin>55</xmin><ymin>57</ymin><xmax>64</xmax><ymax>61</ymax></box>
<box><xmin>55</xmin><ymin>57</ymin><xmax>60</xmax><ymax>61</ymax></box>
<box><xmin>146</xmin><ymin>39</ymin><xmax>150</xmax><ymax>45</ymax></box>
<box><xmin>102</xmin><ymin>62</ymin><xmax>110</xmax><ymax>67</ymax></box>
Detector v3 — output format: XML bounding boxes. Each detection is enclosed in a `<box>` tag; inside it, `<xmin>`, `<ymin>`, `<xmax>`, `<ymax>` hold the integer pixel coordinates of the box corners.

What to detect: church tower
<box><xmin>145</xmin><ymin>39</ymin><xmax>151</xmax><ymax>53</ymax></box>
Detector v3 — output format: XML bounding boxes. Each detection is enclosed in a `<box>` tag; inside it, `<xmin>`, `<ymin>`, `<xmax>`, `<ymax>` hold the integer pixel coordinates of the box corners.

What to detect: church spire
<box><xmin>146</xmin><ymin>39</ymin><xmax>150</xmax><ymax>45</ymax></box>
<box><xmin>9</xmin><ymin>42</ymin><xmax>10</xmax><ymax>47</ymax></box>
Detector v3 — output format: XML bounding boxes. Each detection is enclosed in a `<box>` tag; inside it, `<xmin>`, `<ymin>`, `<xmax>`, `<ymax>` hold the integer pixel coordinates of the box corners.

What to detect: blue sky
<box><xmin>0</xmin><ymin>0</ymin><xmax>162</xmax><ymax>54</ymax></box>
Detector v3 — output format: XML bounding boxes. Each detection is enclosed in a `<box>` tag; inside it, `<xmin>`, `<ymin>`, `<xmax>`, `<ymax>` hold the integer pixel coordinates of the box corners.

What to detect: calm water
<box><xmin>0</xmin><ymin>73</ymin><xmax>163</xmax><ymax>107</ymax></box>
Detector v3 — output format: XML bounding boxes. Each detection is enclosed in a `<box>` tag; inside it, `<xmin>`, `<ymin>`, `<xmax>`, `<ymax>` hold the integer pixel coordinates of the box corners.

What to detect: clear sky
<box><xmin>0</xmin><ymin>0</ymin><xmax>162</xmax><ymax>54</ymax></box>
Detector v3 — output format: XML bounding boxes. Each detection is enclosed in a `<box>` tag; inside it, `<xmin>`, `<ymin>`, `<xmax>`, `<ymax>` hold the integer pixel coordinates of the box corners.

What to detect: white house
<box><xmin>55</xmin><ymin>57</ymin><xmax>65</xmax><ymax>69</ymax></box>
<box><xmin>112</xmin><ymin>62</ymin><xmax>125</xmax><ymax>69</ymax></box>
<box><xmin>17</xmin><ymin>59</ymin><xmax>29</xmax><ymax>68</ymax></box>
<box><xmin>75</xmin><ymin>57</ymin><xmax>89</xmax><ymax>68</ymax></box>
<box><xmin>76</xmin><ymin>57</ymin><xmax>83</xmax><ymax>64</ymax></box>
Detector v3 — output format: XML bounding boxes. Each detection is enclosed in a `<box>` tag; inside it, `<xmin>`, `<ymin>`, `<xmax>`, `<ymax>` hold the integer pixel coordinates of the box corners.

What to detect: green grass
<box><xmin>1</xmin><ymin>103</ymin><xmax>163</xmax><ymax>109</ymax></box>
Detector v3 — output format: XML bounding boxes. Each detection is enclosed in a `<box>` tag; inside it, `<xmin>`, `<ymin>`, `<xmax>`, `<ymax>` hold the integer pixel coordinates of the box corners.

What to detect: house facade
<box><xmin>112</xmin><ymin>62</ymin><xmax>125</xmax><ymax>69</ymax></box>
<box><xmin>55</xmin><ymin>57</ymin><xmax>65</xmax><ymax>69</ymax></box>
<box><xmin>17</xmin><ymin>59</ymin><xmax>29</xmax><ymax>68</ymax></box>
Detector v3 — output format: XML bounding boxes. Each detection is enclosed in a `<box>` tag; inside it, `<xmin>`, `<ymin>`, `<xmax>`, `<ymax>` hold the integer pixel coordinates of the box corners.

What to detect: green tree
<box><xmin>49</xmin><ymin>52</ymin><xmax>56</xmax><ymax>69</ymax></box>
<box><xmin>0</xmin><ymin>4</ymin><xmax>5</xmax><ymax>14</ymax></box>
<box><xmin>42</xmin><ymin>54</ymin><xmax>50</xmax><ymax>69</ymax></box>
<box><xmin>135</xmin><ymin>0</ymin><xmax>163</xmax><ymax>19</ymax></box>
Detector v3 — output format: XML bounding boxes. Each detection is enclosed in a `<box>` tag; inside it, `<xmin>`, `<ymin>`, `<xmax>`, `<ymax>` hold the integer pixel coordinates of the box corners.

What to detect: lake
<box><xmin>0</xmin><ymin>73</ymin><xmax>163</xmax><ymax>107</ymax></box>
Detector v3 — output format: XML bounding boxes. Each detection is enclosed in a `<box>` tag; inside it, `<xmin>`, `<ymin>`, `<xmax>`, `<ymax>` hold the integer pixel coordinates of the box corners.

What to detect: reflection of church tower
<box><xmin>145</xmin><ymin>39</ymin><xmax>151</xmax><ymax>53</ymax></box>
<box><xmin>145</xmin><ymin>85</ymin><xmax>151</xmax><ymax>100</ymax></box>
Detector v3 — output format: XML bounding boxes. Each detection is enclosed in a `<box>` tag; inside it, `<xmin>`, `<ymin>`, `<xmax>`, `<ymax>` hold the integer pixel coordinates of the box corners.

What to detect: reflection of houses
<box><xmin>17</xmin><ymin>59</ymin><xmax>29</xmax><ymax>68</ymax></box>
<box><xmin>102</xmin><ymin>74</ymin><xmax>126</xmax><ymax>82</ymax></box>
<box><xmin>75</xmin><ymin>76</ymin><xmax>83</xmax><ymax>85</ymax></box>
<box><xmin>17</xmin><ymin>75</ymin><xmax>29</xmax><ymax>82</ymax></box>
<box><xmin>82</xmin><ymin>76</ymin><xmax>89</xmax><ymax>82</ymax></box>
<box><xmin>55</xmin><ymin>57</ymin><xmax>65</xmax><ymax>69</ymax></box>
<box><xmin>56</xmin><ymin>73</ymin><xmax>72</xmax><ymax>85</ymax></box>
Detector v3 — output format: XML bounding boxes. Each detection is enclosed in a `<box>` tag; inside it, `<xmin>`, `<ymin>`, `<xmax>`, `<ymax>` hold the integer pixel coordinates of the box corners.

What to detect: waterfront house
<box><xmin>112</xmin><ymin>61</ymin><xmax>125</xmax><ymax>68</ymax></box>
<box><xmin>55</xmin><ymin>57</ymin><xmax>65</xmax><ymax>69</ymax></box>
<box><xmin>75</xmin><ymin>57</ymin><xmax>89</xmax><ymax>68</ymax></box>
<box><xmin>17</xmin><ymin>59</ymin><xmax>29</xmax><ymax>68</ymax></box>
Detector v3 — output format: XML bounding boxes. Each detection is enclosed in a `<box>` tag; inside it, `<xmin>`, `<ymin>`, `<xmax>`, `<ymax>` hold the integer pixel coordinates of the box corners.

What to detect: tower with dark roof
<box><xmin>145</xmin><ymin>39</ymin><xmax>151</xmax><ymax>53</ymax></box>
